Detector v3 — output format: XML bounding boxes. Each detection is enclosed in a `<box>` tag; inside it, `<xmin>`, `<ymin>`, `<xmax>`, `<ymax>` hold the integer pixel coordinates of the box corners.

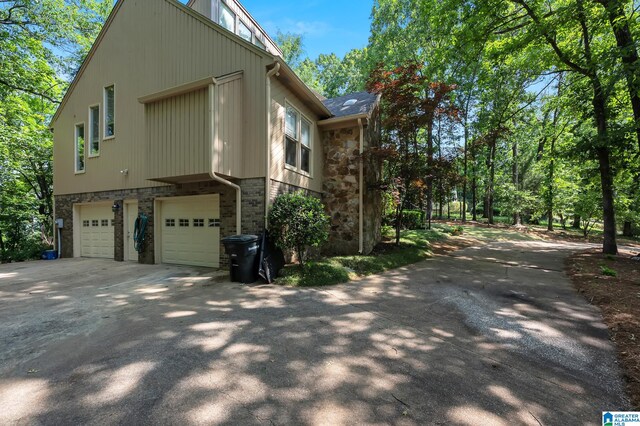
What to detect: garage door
<box><xmin>79</xmin><ymin>204</ymin><xmax>115</xmax><ymax>258</ymax></box>
<box><xmin>160</xmin><ymin>195</ymin><xmax>220</xmax><ymax>268</ymax></box>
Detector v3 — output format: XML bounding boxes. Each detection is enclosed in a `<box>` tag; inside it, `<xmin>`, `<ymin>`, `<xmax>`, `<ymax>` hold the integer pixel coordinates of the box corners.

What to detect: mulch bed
<box><xmin>567</xmin><ymin>248</ymin><xmax>640</xmax><ymax>409</ymax></box>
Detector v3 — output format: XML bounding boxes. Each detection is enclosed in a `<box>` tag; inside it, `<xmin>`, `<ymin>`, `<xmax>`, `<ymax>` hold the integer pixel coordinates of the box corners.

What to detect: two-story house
<box><xmin>51</xmin><ymin>0</ymin><xmax>382</xmax><ymax>268</ymax></box>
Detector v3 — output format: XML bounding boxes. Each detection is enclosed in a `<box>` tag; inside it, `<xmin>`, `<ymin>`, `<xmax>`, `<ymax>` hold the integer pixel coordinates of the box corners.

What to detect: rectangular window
<box><xmin>208</xmin><ymin>219</ymin><xmax>220</xmax><ymax>227</ymax></box>
<box><xmin>254</xmin><ymin>37</ymin><xmax>265</xmax><ymax>50</ymax></box>
<box><xmin>83</xmin><ymin>220</ymin><xmax>90</xmax><ymax>227</ymax></box>
<box><xmin>284</xmin><ymin>105</ymin><xmax>312</xmax><ymax>174</ymax></box>
<box><xmin>238</xmin><ymin>20</ymin><xmax>252</xmax><ymax>42</ymax></box>
<box><xmin>75</xmin><ymin>123</ymin><xmax>85</xmax><ymax>173</ymax></box>
<box><xmin>165</xmin><ymin>219</ymin><xmax>175</xmax><ymax>227</ymax></box>
<box><xmin>89</xmin><ymin>105</ymin><xmax>100</xmax><ymax>157</ymax></box>
<box><xmin>91</xmin><ymin>220</ymin><xmax>99</xmax><ymax>227</ymax></box>
<box><xmin>111</xmin><ymin>219</ymin><xmax>115</xmax><ymax>226</ymax></box>
<box><xmin>104</xmin><ymin>85</ymin><xmax>115</xmax><ymax>138</ymax></box>
<box><xmin>219</xmin><ymin>2</ymin><xmax>235</xmax><ymax>31</ymax></box>
<box><xmin>101</xmin><ymin>219</ymin><xmax>109</xmax><ymax>227</ymax></box>
<box><xmin>179</xmin><ymin>219</ymin><xmax>189</xmax><ymax>227</ymax></box>
<box><xmin>193</xmin><ymin>218</ymin><xmax>204</xmax><ymax>227</ymax></box>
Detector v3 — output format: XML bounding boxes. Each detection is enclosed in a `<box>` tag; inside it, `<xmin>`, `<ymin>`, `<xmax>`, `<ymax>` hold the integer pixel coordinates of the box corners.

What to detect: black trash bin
<box><xmin>221</xmin><ymin>235</ymin><xmax>260</xmax><ymax>283</ymax></box>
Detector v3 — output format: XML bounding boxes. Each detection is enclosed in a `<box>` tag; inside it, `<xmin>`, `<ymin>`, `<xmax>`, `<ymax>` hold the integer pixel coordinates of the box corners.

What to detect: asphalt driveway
<box><xmin>0</xmin><ymin>231</ymin><xmax>629</xmax><ymax>425</ymax></box>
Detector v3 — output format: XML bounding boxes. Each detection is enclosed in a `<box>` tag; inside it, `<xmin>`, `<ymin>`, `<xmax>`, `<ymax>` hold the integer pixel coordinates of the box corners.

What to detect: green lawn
<box><xmin>275</xmin><ymin>227</ymin><xmax>450</xmax><ymax>287</ymax></box>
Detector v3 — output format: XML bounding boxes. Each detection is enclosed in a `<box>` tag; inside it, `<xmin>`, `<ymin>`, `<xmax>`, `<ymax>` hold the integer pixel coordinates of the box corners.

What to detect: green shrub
<box><xmin>600</xmin><ymin>265</ymin><xmax>617</xmax><ymax>277</ymax></box>
<box><xmin>268</xmin><ymin>192</ymin><xmax>330</xmax><ymax>266</ymax></box>
<box><xmin>441</xmin><ymin>225</ymin><xmax>464</xmax><ymax>236</ymax></box>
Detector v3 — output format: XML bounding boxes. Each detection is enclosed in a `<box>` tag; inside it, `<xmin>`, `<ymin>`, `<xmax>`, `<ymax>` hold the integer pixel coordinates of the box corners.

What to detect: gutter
<box><xmin>208</xmin><ymin>83</ymin><xmax>241</xmax><ymax>234</ymax></box>
<box><xmin>318</xmin><ymin>113</ymin><xmax>368</xmax><ymax>128</ymax></box>
<box><xmin>358</xmin><ymin>118</ymin><xmax>364</xmax><ymax>254</ymax></box>
<box><xmin>265</xmin><ymin>62</ymin><xmax>281</xmax><ymax>227</ymax></box>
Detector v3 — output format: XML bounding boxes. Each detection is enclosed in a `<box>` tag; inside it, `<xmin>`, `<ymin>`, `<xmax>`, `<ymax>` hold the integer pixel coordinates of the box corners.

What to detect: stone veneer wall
<box><xmin>54</xmin><ymin>178</ymin><xmax>265</xmax><ymax>267</ymax></box>
<box><xmin>322</xmin><ymin>108</ymin><xmax>382</xmax><ymax>255</ymax></box>
<box><xmin>363</xmin><ymin>105</ymin><xmax>383</xmax><ymax>253</ymax></box>
<box><xmin>322</xmin><ymin>126</ymin><xmax>361</xmax><ymax>254</ymax></box>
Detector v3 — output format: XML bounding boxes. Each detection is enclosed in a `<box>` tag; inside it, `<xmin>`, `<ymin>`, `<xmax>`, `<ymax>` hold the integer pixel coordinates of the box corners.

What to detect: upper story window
<box><xmin>219</xmin><ymin>2</ymin><xmax>235</xmax><ymax>31</ymax></box>
<box><xmin>285</xmin><ymin>105</ymin><xmax>312</xmax><ymax>175</ymax></box>
<box><xmin>218</xmin><ymin>1</ymin><xmax>267</xmax><ymax>51</ymax></box>
<box><xmin>88</xmin><ymin>105</ymin><xmax>100</xmax><ymax>157</ymax></box>
<box><xmin>75</xmin><ymin>123</ymin><xmax>85</xmax><ymax>173</ymax></box>
<box><xmin>104</xmin><ymin>85</ymin><xmax>115</xmax><ymax>138</ymax></box>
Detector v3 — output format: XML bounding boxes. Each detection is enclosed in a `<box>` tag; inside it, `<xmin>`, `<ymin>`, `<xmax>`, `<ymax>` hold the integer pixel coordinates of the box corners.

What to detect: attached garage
<box><xmin>159</xmin><ymin>194</ymin><xmax>220</xmax><ymax>268</ymax></box>
<box><xmin>79</xmin><ymin>204</ymin><xmax>115</xmax><ymax>259</ymax></box>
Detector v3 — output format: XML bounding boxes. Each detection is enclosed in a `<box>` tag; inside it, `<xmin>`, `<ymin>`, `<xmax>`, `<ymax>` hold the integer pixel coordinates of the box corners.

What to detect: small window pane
<box><xmin>286</xmin><ymin>136</ymin><xmax>297</xmax><ymax>167</ymax></box>
<box><xmin>165</xmin><ymin>219</ymin><xmax>175</xmax><ymax>227</ymax></box>
<box><xmin>92</xmin><ymin>220</ymin><xmax>99</xmax><ymax>227</ymax></box>
<box><xmin>83</xmin><ymin>220</ymin><xmax>90</xmax><ymax>227</ymax></box>
<box><xmin>111</xmin><ymin>219</ymin><xmax>115</xmax><ymax>226</ymax></box>
<box><xmin>208</xmin><ymin>219</ymin><xmax>220</xmax><ymax>227</ymax></box>
<box><xmin>285</xmin><ymin>107</ymin><xmax>298</xmax><ymax>138</ymax></box>
<box><xmin>219</xmin><ymin>3</ymin><xmax>235</xmax><ymax>31</ymax></box>
<box><xmin>101</xmin><ymin>219</ymin><xmax>109</xmax><ymax>227</ymax></box>
<box><xmin>89</xmin><ymin>106</ymin><xmax>100</xmax><ymax>156</ymax></box>
<box><xmin>301</xmin><ymin>147</ymin><xmax>311</xmax><ymax>173</ymax></box>
<box><xmin>238</xmin><ymin>20</ymin><xmax>252</xmax><ymax>41</ymax></box>
<box><xmin>179</xmin><ymin>219</ymin><xmax>189</xmax><ymax>227</ymax></box>
<box><xmin>301</xmin><ymin>119</ymin><xmax>311</xmax><ymax>147</ymax></box>
<box><xmin>105</xmin><ymin>86</ymin><xmax>115</xmax><ymax>137</ymax></box>
<box><xmin>254</xmin><ymin>37</ymin><xmax>265</xmax><ymax>50</ymax></box>
<box><xmin>193</xmin><ymin>219</ymin><xmax>204</xmax><ymax>227</ymax></box>
<box><xmin>75</xmin><ymin>124</ymin><xmax>85</xmax><ymax>172</ymax></box>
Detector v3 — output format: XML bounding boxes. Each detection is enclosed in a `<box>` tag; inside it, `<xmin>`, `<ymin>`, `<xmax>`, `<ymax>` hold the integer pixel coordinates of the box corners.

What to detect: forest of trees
<box><xmin>1</xmin><ymin>0</ymin><xmax>638</xmax><ymax>261</ymax></box>
<box><xmin>280</xmin><ymin>0</ymin><xmax>640</xmax><ymax>255</ymax></box>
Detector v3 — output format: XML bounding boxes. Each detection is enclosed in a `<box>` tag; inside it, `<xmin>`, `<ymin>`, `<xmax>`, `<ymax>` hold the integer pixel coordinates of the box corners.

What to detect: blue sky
<box><xmin>234</xmin><ymin>1</ymin><xmax>374</xmax><ymax>59</ymax></box>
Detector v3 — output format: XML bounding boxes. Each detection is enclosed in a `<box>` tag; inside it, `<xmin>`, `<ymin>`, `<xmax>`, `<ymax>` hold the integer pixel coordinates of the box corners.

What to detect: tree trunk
<box><xmin>488</xmin><ymin>139</ymin><xmax>496</xmax><ymax>225</ymax></box>
<box><xmin>572</xmin><ymin>214</ymin><xmax>581</xmax><ymax>229</ymax></box>
<box><xmin>623</xmin><ymin>221</ymin><xmax>633</xmax><ymax>236</ymax></box>
<box><xmin>426</xmin><ymin>122</ymin><xmax>434</xmax><ymax>230</ymax></box>
<box><xmin>513</xmin><ymin>139</ymin><xmax>521</xmax><ymax>225</ymax></box>
<box><xmin>596</xmin><ymin>0</ymin><xmax>640</xmax><ymax>151</ymax></box>
<box><xmin>463</xmin><ymin>121</ymin><xmax>468</xmax><ymax>222</ymax></box>
<box><xmin>547</xmin><ymin>136</ymin><xmax>555</xmax><ymax>231</ymax></box>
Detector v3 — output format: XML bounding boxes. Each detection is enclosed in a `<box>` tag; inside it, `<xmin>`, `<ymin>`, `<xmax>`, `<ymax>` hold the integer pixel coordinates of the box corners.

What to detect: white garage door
<box><xmin>79</xmin><ymin>204</ymin><xmax>115</xmax><ymax>258</ymax></box>
<box><xmin>160</xmin><ymin>195</ymin><xmax>220</xmax><ymax>268</ymax></box>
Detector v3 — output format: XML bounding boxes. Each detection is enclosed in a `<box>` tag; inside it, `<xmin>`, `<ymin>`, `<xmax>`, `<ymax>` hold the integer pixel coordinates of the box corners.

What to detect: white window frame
<box><xmin>284</xmin><ymin>102</ymin><xmax>313</xmax><ymax>177</ymax></box>
<box><xmin>103</xmin><ymin>84</ymin><xmax>115</xmax><ymax>140</ymax></box>
<box><xmin>87</xmin><ymin>104</ymin><xmax>100</xmax><ymax>158</ymax></box>
<box><xmin>74</xmin><ymin>122</ymin><xmax>86</xmax><ymax>174</ymax></box>
<box><xmin>236</xmin><ymin>17</ymin><xmax>252</xmax><ymax>42</ymax></box>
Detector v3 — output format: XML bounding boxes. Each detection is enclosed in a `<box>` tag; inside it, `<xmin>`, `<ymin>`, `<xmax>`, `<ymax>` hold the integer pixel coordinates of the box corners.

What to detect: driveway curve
<box><xmin>0</xmin><ymin>229</ymin><xmax>629</xmax><ymax>425</ymax></box>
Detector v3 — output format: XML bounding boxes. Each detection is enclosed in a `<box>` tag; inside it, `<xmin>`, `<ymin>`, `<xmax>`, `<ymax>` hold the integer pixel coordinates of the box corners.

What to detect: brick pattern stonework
<box><xmin>54</xmin><ymin>178</ymin><xmax>266</xmax><ymax>268</ymax></box>
<box><xmin>321</xmin><ymin>107</ymin><xmax>382</xmax><ymax>255</ymax></box>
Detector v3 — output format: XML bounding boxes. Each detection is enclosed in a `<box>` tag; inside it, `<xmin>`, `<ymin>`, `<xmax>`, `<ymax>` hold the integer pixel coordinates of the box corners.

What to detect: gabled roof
<box><xmin>322</xmin><ymin>92</ymin><xmax>379</xmax><ymax>118</ymax></box>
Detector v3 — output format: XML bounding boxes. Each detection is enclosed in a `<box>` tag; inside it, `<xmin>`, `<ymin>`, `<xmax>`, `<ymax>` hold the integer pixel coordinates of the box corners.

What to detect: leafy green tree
<box><xmin>267</xmin><ymin>192</ymin><xmax>330</xmax><ymax>266</ymax></box>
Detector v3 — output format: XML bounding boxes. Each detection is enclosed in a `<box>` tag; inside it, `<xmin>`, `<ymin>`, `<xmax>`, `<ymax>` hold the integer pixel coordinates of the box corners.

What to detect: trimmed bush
<box><xmin>267</xmin><ymin>192</ymin><xmax>330</xmax><ymax>266</ymax></box>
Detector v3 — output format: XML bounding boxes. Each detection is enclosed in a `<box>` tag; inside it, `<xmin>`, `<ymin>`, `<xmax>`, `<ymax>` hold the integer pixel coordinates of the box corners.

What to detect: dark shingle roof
<box><xmin>322</xmin><ymin>91</ymin><xmax>378</xmax><ymax>118</ymax></box>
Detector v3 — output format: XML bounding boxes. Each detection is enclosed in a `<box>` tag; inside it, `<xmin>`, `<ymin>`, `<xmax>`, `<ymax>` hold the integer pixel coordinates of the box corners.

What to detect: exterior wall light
<box><xmin>112</xmin><ymin>202</ymin><xmax>120</xmax><ymax>213</ymax></box>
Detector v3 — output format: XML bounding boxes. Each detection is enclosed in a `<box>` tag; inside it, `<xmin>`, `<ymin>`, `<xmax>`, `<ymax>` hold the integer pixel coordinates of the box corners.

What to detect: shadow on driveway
<box><xmin>0</xmin><ymin>238</ymin><xmax>629</xmax><ymax>425</ymax></box>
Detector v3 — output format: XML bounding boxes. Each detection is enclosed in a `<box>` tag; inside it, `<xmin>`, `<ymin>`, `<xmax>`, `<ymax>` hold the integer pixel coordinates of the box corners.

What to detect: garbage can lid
<box><xmin>222</xmin><ymin>234</ymin><xmax>260</xmax><ymax>244</ymax></box>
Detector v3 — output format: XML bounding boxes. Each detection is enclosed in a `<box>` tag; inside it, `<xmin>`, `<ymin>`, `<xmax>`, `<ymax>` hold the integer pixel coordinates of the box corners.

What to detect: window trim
<box><xmin>219</xmin><ymin>1</ymin><xmax>235</xmax><ymax>32</ymax></box>
<box><xmin>87</xmin><ymin>104</ymin><xmax>101</xmax><ymax>158</ymax></box>
<box><xmin>74</xmin><ymin>121</ymin><xmax>86</xmax><ymax>174</ymax></box>
<box><xmin>103</xmin><ymin>84</ymin><xmax>115</xmax><ymax>140</ymax></box>
<box><xmin>283</xmin><ymin>101</ymin><xmax>313</xmax><ymax>177</ymax></box>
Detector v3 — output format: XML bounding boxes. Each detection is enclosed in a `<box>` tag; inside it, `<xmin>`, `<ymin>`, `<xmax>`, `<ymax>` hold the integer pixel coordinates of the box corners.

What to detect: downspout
<box><xmin>265</xmin><ymin>62</ymin><xmax>281</xmax><ymax>227</ymax></box>
<box><xmin>208</xmin><ymin>83</ymin><xmax>241</xmax><ymax>234</ymax></box>
<box><xmin>358</xmin><ymin>118</ymin><xmax>364</xmax><ymax>254</ymax></box>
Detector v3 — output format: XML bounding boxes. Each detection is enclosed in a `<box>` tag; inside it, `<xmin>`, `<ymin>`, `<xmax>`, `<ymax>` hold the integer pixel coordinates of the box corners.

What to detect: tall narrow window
<box><xmin>89</xmin><ymin>105</ymin><xmax>100</xmax><ymax>157</ymax></box>
<box><xmin>75</xmin><ymin>123</ymin><xmax>85</xmax><ymax>173</ymax></box>
<box><xmin>219</xmin><ymin>2</ymin><xmax>234</xmax><ymax>31</ymax></box>
<box><xmin>284</xmin><ymin>105</ymin><xmax>313</xmax><ymax>174</ymax></box>
<box><xmin>301</xmin><ymin>119</ymin><xmax>311</xmax><ymax>173</ymax></box>
<box><xmin>285</xmin><ymin>107</ymin><xmax>298</xmax><ymax>168</ymax></box>
<box><xmin>104</xmin><ymin>85</ymin><xmax>115</xmax><ymax>138</ymax></box>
